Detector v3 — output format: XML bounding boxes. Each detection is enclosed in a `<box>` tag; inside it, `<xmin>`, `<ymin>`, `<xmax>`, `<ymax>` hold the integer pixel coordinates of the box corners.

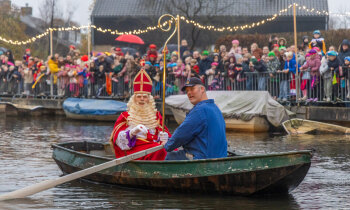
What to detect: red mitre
<box><xmin>133</xmin><ymin>69</ymin><xmax>152</xmax><ymax>94</ymax></box>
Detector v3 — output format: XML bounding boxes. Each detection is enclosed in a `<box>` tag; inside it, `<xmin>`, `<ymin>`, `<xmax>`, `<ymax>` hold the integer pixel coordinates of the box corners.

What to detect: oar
<box><xmin>0</xmin><ymin>145</ymin><xmax>163</xmax><ymax>201</ymax></box>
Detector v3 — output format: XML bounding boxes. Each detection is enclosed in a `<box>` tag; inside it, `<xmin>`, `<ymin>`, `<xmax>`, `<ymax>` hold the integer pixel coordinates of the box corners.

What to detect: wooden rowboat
<box><xmin>52</xmin><ymin>141</ymin><xmax>312</xmax><ymax>195</ymax></box>
<box><xmin>282</xmin><ymin>118</ymin><xmax>350</xmax><ymax>135</ymax></box>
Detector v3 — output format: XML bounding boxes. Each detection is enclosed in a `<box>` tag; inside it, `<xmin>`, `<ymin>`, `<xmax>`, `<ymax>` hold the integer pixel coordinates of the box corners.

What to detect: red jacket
<box><xmin>110</xmin><ymin>111</ymin><xmax>171</xmax><ymax>160</ymax></box>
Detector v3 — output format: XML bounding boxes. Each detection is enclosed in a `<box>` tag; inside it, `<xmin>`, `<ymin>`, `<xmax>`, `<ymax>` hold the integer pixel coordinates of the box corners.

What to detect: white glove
<box><xmin>158</xmin><ymin>131</ymin><xmax>169</xmax><ymax>143</ymax></box>
<box><xmin>130</xmin><ymin>124</ymin><xmax>148</xmax><ymax>138</ymax></box>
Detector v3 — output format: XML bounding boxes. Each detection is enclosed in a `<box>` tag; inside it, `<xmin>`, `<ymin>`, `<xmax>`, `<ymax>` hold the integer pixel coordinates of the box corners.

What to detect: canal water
<box><xmin>0</xmin><ymin>115</ymin><xmax>349</xmax><ymax>209</ymax></box>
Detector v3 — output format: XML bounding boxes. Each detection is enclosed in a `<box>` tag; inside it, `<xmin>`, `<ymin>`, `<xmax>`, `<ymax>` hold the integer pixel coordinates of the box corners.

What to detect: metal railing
<box><xmin>1</xmin><ymin>71</ymin><xmax>349</xmax><ymax>104</ymax></box>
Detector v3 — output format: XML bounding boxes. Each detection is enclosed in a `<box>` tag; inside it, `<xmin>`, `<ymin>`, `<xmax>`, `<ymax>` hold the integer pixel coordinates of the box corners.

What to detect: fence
<box><xmin>0</xmin><ymin>71</ymin><xmax>349</xmax><ymax>104</ymax></box>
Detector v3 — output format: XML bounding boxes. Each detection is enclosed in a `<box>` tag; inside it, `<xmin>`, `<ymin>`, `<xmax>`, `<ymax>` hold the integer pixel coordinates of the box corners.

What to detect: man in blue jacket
<box><xmin>159</xmin><ymin>77</ymin><xmax>227</xmax><ymax>160</ymax></box>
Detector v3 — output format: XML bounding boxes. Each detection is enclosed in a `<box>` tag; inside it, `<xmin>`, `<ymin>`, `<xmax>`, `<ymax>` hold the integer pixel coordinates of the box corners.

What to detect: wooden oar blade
<box><xmin>0</xmin><ymin>145</ymin><xmax>163</xmax><ymax>201</ymax></box>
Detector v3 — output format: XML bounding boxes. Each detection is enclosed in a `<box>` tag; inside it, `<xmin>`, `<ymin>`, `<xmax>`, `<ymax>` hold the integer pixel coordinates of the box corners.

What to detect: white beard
<box><xmin>127</xmin><ymin>95</ymin><xmax>159</xmax><ymax>130</ymax></box>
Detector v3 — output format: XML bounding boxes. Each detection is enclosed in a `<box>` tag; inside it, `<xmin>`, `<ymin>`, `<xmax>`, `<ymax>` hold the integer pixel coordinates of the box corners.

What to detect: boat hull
<box><xmin>170</xmin><ymin>107</ymin><xmax>270</xmax><ymax>133</ymax></box>
<box><xmin>64</xmin><ymin>110</ymin><xmax>118</xmax><ymax>121</ymax></box>
<box><xmin>52</xmin><ymin>142</ymin><xmax>312</xmax><ymax>195</ymax></box>
<box><xmin>282</xmin><ymin>118</ymin><xmax>350</xmax><ymax>135</ymax></box>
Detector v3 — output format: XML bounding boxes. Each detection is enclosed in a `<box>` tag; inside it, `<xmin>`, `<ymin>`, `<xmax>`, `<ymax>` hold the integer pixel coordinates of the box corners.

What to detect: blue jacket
<box><xmin>164</xmin><ymin>99</ymin><xmax>227</xmax><ymax>159</ymax></box>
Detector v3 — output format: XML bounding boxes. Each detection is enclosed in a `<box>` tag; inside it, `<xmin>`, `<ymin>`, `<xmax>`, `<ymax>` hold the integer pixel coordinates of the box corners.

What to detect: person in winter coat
<box><xmin>300</xmin><ymin>49</ymin><xmax>321</xmax><ymax>102</ymax></box>
<box><xmin>338</xmin><ymin>39</ymin><xmax>350</xmax><ymax>65</ymax></box>
<box><xmin>250</xmin><ymin>48</ymin><xmax>267</xmax><ymax>91</ymax></box>
<box><xmin>228</xmin><ymin>40</ymin><xmax>242</xmax><ymax>56</ymax></box>
<box><xmin>0</xmin><ymin>65</ymin><xmax>8</xmax><ymax>93</ymax></box>
<box><xmin>266</xmin><ymin>51</ymin><xmax>280</xmax><ymax>99</ymax></box>
<box><xmin>278</xmin><ymin>52</ymin><xmax>295</xmax><ymax>102</ymax></box>
<box><xmin>199</xmin><ymin>50</ymin><xmax>213</xmax><ymax>83</ymax></box>
<box><xmin>320</xmin><ymin>55</ymin><xmax>331</xmax><ymax>101</ymax></box>
<box><xmin>326</xmin><ymin>51</ymin><xmax>342</xmax><ymax>102</ymax></box>
<box><xmin>342</xmin><ymin>57</ymin><xmax>350</xmax><ymax>99</ymax></box>
<box><xmin>309</xmin><ymin>30</ymin><xmax>326</xmax><ymax>55</ymax></box>
<box><xmin>301</xmin><ymin>36</ymin><xmax>309</xmax><ymax>52</ymax></box>
<box><xmin>146</xmin><ymin>44</ymin><xmax>158</xmax><ymax>61</ymax></box>
<box><xmin>300</xmin><ymin>53</ymin><xmax>311</xmax><ymax>101</ymax></box>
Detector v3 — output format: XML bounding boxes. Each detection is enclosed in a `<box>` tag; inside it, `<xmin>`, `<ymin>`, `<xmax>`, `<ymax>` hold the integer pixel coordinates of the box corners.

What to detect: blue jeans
<box><xmin>279</xmin><ymin>80</ymin><xmax>289</xmax><ymax>100</ymax></box>
<box><xmin>246</xmin><ymin>77</ymin><xmax>253</xmax><ymax>90</ymax></box>
<box><xmin>258</xmin><ymin>76</ymin><xmax>266</xmax><ymax>91</ymax></box>
<box><xmin>165</xmin><ymin>150</ymin><xmax>189</xmax><ymax>160</ymax></box>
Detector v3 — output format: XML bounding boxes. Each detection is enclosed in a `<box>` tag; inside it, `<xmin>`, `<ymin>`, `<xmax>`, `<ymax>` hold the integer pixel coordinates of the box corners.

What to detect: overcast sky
<box><xmin>11</xmin><ymin>0</ymin><xmax>350</xmax><ymax>26</ymax></box>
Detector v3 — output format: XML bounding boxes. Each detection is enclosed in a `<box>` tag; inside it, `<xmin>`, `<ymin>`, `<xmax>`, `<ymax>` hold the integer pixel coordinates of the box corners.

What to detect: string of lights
<box><xmin>0</xmin><ymin>3</ymin><xmax>349</xmax><ymax>46</ymax></box>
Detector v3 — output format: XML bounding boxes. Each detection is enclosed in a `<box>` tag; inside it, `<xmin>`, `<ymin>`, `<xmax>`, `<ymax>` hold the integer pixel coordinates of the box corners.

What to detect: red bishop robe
<box><xmin>110</xmin><ymin>111</ymin><xmax>171</xmax><ymax>160</ymax></box>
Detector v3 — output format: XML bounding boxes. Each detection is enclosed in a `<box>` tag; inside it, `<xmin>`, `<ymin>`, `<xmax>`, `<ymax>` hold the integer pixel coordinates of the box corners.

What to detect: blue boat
<box><xmin>63</xmin><ymin>98</ymin><xmax>127</xmax><ymax>121</ymax></box>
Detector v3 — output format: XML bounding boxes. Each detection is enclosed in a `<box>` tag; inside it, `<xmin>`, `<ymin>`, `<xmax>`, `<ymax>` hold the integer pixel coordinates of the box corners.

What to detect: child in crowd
<box><xmin>206</xmin><ymin>62</ymin><xmax>218</xmax><ymax>89</ymax></box>
<box><xmin>228</xmin><ymin>40</ymin><xmax>242</xmax><ymax>56</ymax></box>
<box><xmin>300</xmin><ymin>49</ymin><xmax>321</xmax><ymax>102</ymax></box>
<box><xmin>342</xmin><ymin>57</ymin><xmax>350</xmax><ymax>99</ymax></box>
<box><xmin>234</xmin><ymin>57</ymin><xmax>246</xmax><ymax>90</ymax></box>
<box><xmin>309</xmin><ymin>30</ymin><xmax>326</xmax><ymax>55</ymax></box>
<box><xmin>300</xmin><ymin>53</ymin><xmax>311</xmax><ymax>101</ymax></box>
<box><xmin>278</xmin><ymin>52</ymin><xmax>294</xmax><ymax>102</ymax></box>
<box><xmin>266</xmin><ymin>51</ymin><xmax>280</xmax><ymax>99</ymax></box>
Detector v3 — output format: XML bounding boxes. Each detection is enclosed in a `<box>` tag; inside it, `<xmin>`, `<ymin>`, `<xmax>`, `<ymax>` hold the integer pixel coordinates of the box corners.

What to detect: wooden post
<box><xmin>177</xmin><ymin>15</ymin><xmax>181</xmax><ymax>60</ymax></box>
<box><xmin>293</xmin><ymin>3</ymin><xmax>299</xmax><ymax>102</ymax></box>
<box><xmin>88</xmin><ymin>25</ymin><xmax>91</xmax><ymax>60</ymax></box>
<box><xmin>50</xmin><ymin>29</ymin><xmax>54</xmax><ymax>96</ymax></box>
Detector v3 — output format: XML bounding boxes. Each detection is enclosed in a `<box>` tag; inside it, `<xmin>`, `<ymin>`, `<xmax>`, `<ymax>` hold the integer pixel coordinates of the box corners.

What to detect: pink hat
<box><xmin>211</xmin><ymin>62</ymin><xmax>218</xmax><ymax>66</ymax></box>
<box><xmin>232</xmin><ymin>40</ymin><xmax>239</xmax><ymax>45</ymax></box>
<box><xmin>312</xmin><ymin>47</ymin><xmax>320</xmax><ymax>52</ymax></box>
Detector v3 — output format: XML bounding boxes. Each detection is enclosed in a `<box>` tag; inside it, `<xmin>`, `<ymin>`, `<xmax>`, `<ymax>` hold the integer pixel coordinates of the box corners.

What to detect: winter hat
<box><xmin>309</xmin><ymin>49</ymin><xmax>317</xmax><ymax>55</ymax></box>
<box><xmin>154</xmin><ymin>63</ymin><xmax>160</xmax><ymax>67</ymax></box>
<box><xmin>313</xmin><ymin>30</ymin><xmax>321</xmax><ymax>35</ymax></box>
<box><xmin>273</xmin><ymin>44</ymin><xmax>279</xmax><ymax>48</ymax></box>
<box><xmin>149</xmin><ymin>44</ymin><xmax>157</xmax><ymax>49</ymax></box>
<box><xmin>25</xmin><ymin>48</ymin><xmax>30</xmax><ymax>52</ymax></box>
<box><xmin>202</xmin><ymin>50</ymin><xmax>209</xmax><ymax>56</ymax></box>
<box><xmin>81</xmin><ymin>55</ymin><xmax>89</xmax><ymax>62</ymax></box>
<box><xmin>344</xmin><ymin>57</ymin><xmax>350</xmax><ymax>62</ymax></box>
<box><xmin>232</xmin><ymin>40</ymin><xmax>239</xmax><ymax>45</ymax></box>
<box><xmin>312</xmin><ymin>47</ymin><xmax>321</xmax><ymax>52</ymax></box>
<box><xmin>149</xmin><ymin>54</ymin><xmax>157</xmax><ymax>58</ymax></box>
<box><xmin>69</xmin><ymin>45</ymin><xmax>76</xmax><ymax>49</ymax></box>
<box><xmin>327</xmin><ymin>51</ymin><xmax>337</xmax><ymax>57</ymax></box>
<box><xmin>268</xmin><ymin>51</ymin><xmax>276</xmax><ymax>57</ymax></box>
<box><xmin>145</xmin><ymin>61</ymin><xmax>152</xmax><ymax>66</ymax></box>
<box><xmin>211</xmin><ymin>62</ymin><xmax>218</xmax><ymax>66</ymax></box>
<box><xmin>305</xmin><ymin>53</ymin><xmax>311</xmax><ymax>58</ymax></box>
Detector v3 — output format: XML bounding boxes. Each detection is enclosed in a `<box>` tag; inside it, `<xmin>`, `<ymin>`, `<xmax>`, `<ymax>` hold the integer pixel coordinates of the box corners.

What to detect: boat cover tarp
<box><xmin>63</xmin><ymin>98</ymin><xmax>127</xmax><ymax>115</ymax></box>
<box><xmin>165</xmin><ymin>91</ymin><xmax>292</xmax><ymax>127</ymax></box>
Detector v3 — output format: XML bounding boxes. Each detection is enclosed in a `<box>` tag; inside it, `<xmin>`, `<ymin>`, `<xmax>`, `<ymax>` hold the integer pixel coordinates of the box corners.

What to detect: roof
<box><xmin>92</xmin><ymin>0</ymin><xmax>328</xmax><ymax>18</ymax></box>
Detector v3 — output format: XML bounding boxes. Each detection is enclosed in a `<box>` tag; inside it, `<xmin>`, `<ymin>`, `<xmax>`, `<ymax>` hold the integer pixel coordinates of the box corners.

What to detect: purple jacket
<box><xmin>302</xmin><ymin>55</ymin><xmax>321</xmax><ymax>76</ymax></box>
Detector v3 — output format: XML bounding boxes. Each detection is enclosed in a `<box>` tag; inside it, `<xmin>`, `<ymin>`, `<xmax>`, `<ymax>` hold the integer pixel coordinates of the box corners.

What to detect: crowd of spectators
<box><xmin>1</xmin><ymin>30</ymin><xmax>350</xmax><ymax>103</ymax></box>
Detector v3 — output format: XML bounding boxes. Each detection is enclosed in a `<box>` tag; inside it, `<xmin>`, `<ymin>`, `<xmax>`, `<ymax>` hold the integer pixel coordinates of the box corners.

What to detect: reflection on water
<box><xmin>0</xmin><ymin>115</ymin><xmax>349</xmax><ymax>209</ymax></box>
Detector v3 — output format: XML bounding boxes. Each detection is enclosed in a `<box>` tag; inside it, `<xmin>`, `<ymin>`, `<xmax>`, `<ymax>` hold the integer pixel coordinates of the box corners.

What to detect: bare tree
<box><xmin>159</xmin><ymin>0</ymin><xmax>245</xmax><ymax>50</ymax></box>
<box><xmin>335</xmin><ymin>7</ymin><xmax>350</xmax><ymax>29</ymax></box>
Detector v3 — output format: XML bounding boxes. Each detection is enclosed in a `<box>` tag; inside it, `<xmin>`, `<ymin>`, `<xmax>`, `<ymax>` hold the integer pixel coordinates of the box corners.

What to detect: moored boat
<box><xmin>52</xmin><ymin>141</ymin><xmax>312</xmax><ymax>195</ymax></box>
<box><xmin>62</xmin><ymin>98</ymin><xmax>127</xmax><ymax>121</ymax></box>
<box><xmin>282</xmin><ymin>118</ymin><xmax>350</xmax><ymax>135</ymax></box>
<box><xmin>166</xmin><ymin>91</ymin><xmax>292</xmax><ymax>133</ymax></box>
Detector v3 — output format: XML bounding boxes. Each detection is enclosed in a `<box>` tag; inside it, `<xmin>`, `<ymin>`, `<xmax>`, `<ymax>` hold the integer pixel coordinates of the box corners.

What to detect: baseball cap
<box><xmin>181</xmin><ymin>77</ymin><xmax>204</xmax><ymax>91</ymax></box>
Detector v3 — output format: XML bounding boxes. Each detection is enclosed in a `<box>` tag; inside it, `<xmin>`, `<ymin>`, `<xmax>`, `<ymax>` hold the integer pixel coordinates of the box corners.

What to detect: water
<box><xmin>0</xmin><ymin>115</ymin><xmax>349</xmax><ymax>209</ymax></box>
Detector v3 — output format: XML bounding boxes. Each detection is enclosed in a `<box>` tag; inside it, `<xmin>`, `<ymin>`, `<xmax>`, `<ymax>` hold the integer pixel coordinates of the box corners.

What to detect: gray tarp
<box><xmin>165</xmin><ymin>91</ymin><xmax>292</xmax><ymax>127</ymax></box>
